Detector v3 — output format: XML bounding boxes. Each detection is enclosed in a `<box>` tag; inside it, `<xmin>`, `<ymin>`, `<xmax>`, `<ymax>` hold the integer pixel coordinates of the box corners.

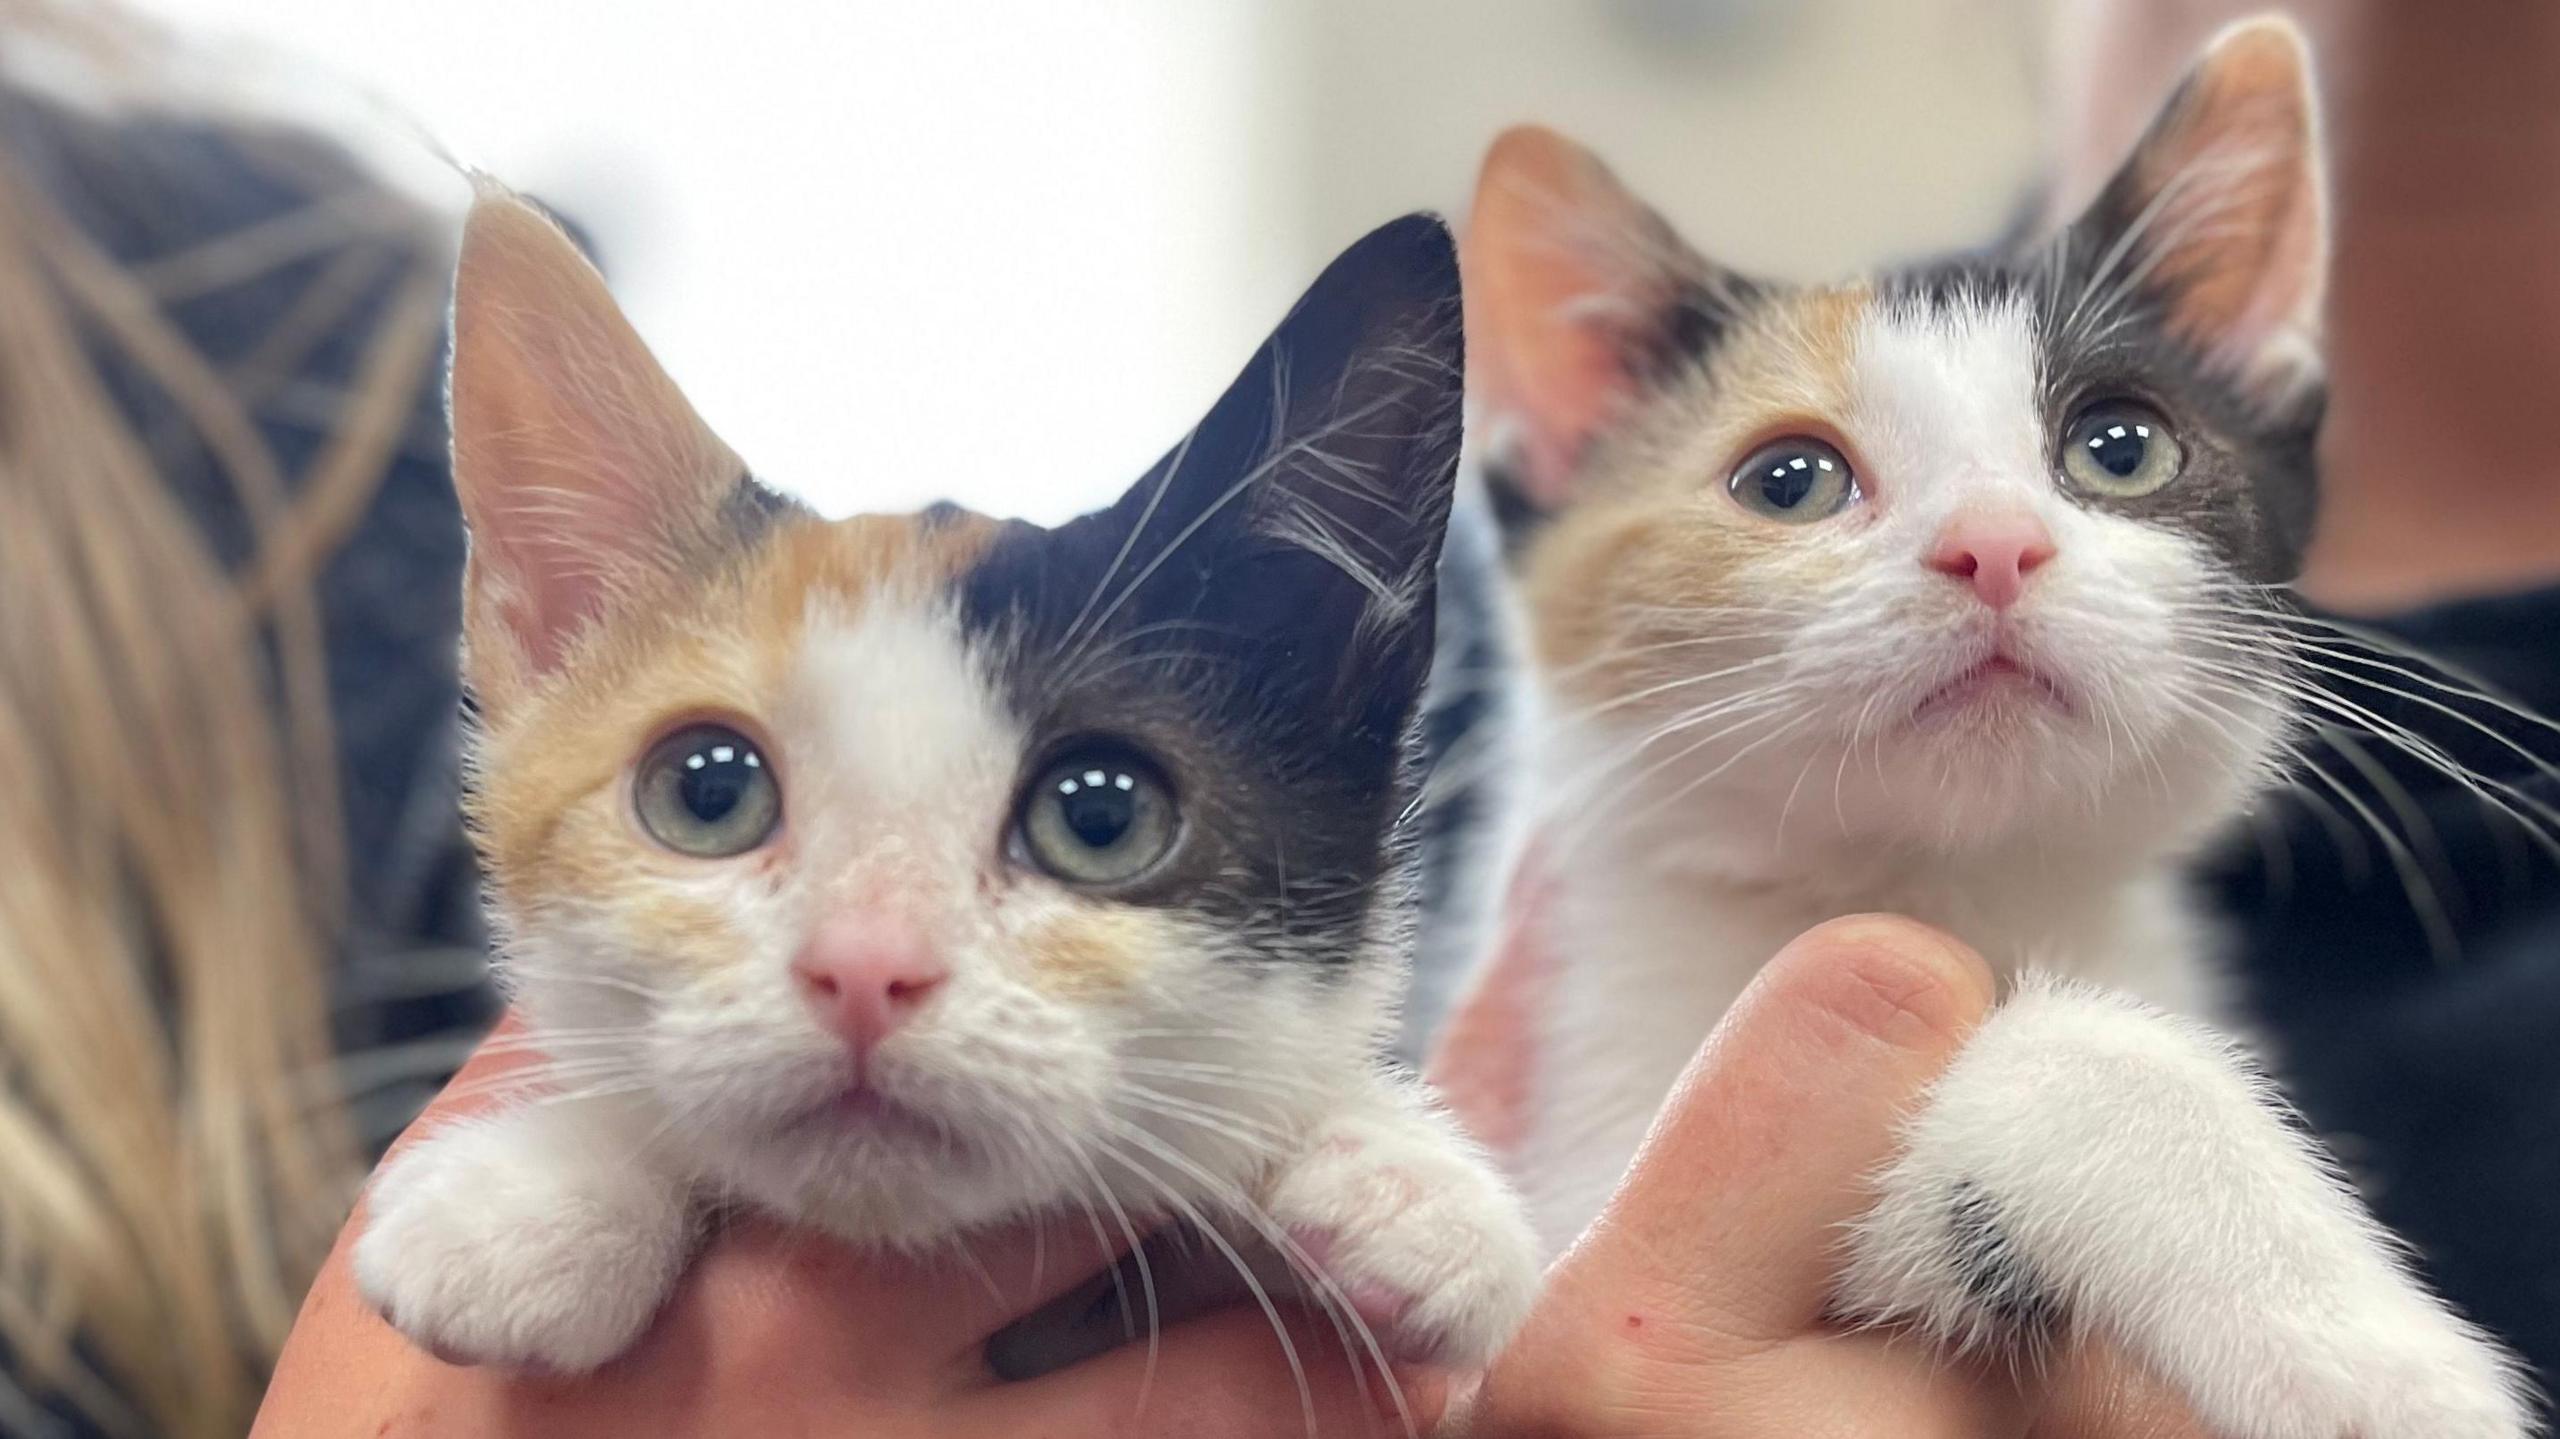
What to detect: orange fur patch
<box><xmin>1519</xmin><ymin>285</ymin><xmax>1873</xmax><ymax>703</ymax></box>
<box><xmin>1020</xmin><ymin>903</ymin><xmax>1166</xmax><ymax>999</ymax></box>
<box><xmin>471</xmin><ymin>510</ymin><xmax>1000</xmax><ymax>908</ymax></box>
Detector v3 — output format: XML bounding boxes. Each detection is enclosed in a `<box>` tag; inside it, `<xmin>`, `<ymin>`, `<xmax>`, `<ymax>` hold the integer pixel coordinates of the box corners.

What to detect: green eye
<box><xmin>1016</xmin><ymin>747</ymin><xmax>1179</xmax><ymax>887</ymax></box>
<box><xmin>635</xmin><ymin>723</ymin><xmax>781</xmax><ymax>858</ymax></box>
<box><xmin>2062</xmin><ymin>401</ymin><xmax>2185</xmax><ymax>498</ymax></box>
<box><xmin>1728</xmin><ymin>437</ymin><xmax>1857</xmax><ymax>522</ymax></box>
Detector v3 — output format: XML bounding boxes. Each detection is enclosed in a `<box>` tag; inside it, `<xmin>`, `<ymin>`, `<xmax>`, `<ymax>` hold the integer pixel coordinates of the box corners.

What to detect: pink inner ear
<box><xmin>464</xmin><ymin>468</ymin><xmax>659</xmax><ymax>676</ymax></box>
<box><xmin>2111</xmin><ymin>21</ymin><xmax>2325</xmax><ymax>392</ymax></box>
<box><xmin>453</xmin><ymin>335</ymin><xmax>693</xmax><ymax>677</ymax></box>
<box><xmin>448</xmin><ymin>191</ymin><xmax>744</xmax><ymax>693</ymax></box>
<box><xmin>1464</xmin><ymin>126</ymin><xmax>1698</xmax><ymax>511</ymax></box>
<box><xmin>1473</xmin><ymin>300</ymin><xmax>1645</xmax><ymax>511</ymax></box>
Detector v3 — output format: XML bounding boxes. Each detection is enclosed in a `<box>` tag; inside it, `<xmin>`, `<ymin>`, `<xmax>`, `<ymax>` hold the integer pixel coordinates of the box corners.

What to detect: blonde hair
<box><xmin>0</xmin><ymin>66</ymin><xmax>452</xmax><ymax>1439</ymax></box>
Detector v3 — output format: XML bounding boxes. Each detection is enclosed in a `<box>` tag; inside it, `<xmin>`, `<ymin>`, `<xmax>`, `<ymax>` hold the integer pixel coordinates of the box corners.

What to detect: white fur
<box><xmin>1263</xmin><ymin>1073</ymin><xmax>1540</xmax><ymax>1367</ymax></box>
<box><xmin>1841</xmin><ymin>977</ymin><xmax>2526</xmax><ymax>1439</ymax></box>
<box><xmin>361</xmin><ymin>592</ymin><xmax>1538</xmax><ymax>1372</ymax></box>
<box><xmin>1497</xmin><ymin>300</ymin><xmax>2534</xmax><ymax>1435</ymax></box>
<box><xmin>354</xmin><ymin>1101</ymin><xmax>691</xmax><ymax>1371</ymax></box>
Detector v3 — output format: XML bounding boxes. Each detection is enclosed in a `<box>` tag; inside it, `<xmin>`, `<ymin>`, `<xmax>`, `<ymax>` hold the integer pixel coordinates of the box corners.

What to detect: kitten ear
<box><xmin>1105</xmin><ymin>213</ymin><xmax>1465</xmax><ymax>749</ymax></box>
<box><xmin>2067</xmin><ymin>17</ymin><xmax>2326</xmax><ymax>405</ymax></box>
<box><xmin>448</xmin><ymin>186</ymin><xmax>761</xmax><ymax>706</ymax></box>
<box><xmin>1462</xmin><ymin>125</ymin><xmax>1735</xmax><ymax>513</ymax></box>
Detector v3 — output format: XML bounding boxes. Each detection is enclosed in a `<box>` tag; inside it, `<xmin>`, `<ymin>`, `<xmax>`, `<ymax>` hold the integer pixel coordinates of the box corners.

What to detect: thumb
<box><xmin>1535</xmin><ymin>916</ymin><xmax>1995</xmax><ymax>1374</ymax></box>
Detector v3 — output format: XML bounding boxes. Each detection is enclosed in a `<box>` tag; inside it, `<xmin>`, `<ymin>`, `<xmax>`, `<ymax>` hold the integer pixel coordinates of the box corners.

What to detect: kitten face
<box><xmin>1465</xmin><ymin>20</ymin><xmax>2324</xmax><ymax>864</ymax></box>
<box><xmin>449</xmin><ymin>193</ymin><xmax>1463</xmax><ymax>1239</ymax></box>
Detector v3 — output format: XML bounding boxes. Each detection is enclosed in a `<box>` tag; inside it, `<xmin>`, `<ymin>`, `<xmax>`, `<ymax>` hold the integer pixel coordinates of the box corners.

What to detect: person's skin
<box><xmin>254</xmin><ymin>1014</ymin><xmax>1431</xmax><ymax>1439</ymax></box>
<box><xmin>1439</xmin><ymin>917</ymin><xmax>2208</xmax><ymax>1438</ymax></box>
<box><xmin>254</xmin><ymin>918</ymin><xmax>2203</xmax><ymax>1436</ymax></box>
<box><xmin>2052</xmin><ymin>0</ymin><xmax>2560</xmax><ymax>612</ymax></box>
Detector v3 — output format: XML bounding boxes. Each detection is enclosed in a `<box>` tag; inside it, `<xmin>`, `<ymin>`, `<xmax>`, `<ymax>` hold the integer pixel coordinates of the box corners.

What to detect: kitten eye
<box><xmin>634</xmin><ymin>723</ymin><xmax>781</xmax><ymax>858</ymax></box>
<box><xmin>1016</xmin><ymin>746</ymin><xmax>1179</xmax><ymax>888</ymax></box>
<box><xmin>2061</xmin><ymin>401</ymin><xmax>2185</xmax><ymax>498</ymax></box>
<box><xmin>1728</xmin><ymin>437</ymin><xmax>1856</xmax><ymax>522</ymax></box>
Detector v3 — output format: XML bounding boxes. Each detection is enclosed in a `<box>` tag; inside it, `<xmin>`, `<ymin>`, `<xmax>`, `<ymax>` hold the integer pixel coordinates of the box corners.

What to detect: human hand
<box><xmin>259</xmin><ymin>914</ymin><xmax>2213</xmax><ymax>1438</ymax></box>
<box><xmin>1435</xmin><ymin>912</ymin><xmax>2214</xmax><ymax>1437</ymax></box>
<box><xmin>251</xmin><ymin>1023</ymin><xmax>1433</xmax><ymax>1439</ymax></box>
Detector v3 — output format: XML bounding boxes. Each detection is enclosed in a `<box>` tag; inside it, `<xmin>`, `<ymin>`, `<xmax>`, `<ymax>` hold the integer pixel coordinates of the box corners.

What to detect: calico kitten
<box><xmin>1452</xmin><ymin>18</ymin><xmax>2531</xmax><ymax>1438</ymax></box>
<box><xmin>352</xmin><ymin>191</ymin><xmax>1537</xmax><ymax>1374</ymax></box>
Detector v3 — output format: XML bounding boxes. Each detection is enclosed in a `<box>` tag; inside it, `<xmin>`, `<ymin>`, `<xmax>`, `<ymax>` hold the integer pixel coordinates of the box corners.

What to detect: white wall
<box><xmin>130</xmin><ymin>0</ymin><xmax>2043</xmax><ymax>522</ymax></box>
<box><xmin>133</xmin><ymin>0</ymin><xmax>1283</xmax><ymax>522</ymax></box>
<box><xmin>1281</xmin><ymin>0</ymin><xmax>2043</xmax><ymax>279</ymax></box>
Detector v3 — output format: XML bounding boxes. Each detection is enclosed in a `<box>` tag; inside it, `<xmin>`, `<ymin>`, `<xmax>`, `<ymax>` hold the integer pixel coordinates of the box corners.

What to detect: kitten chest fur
<box><xmin>1513</xmin><ymin>791</ymin><xmax>2229</xmax><ymax>1248</ymax></box>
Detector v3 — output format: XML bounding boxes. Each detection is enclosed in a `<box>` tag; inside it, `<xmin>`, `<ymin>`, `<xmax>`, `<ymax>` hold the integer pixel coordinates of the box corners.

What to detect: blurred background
<box><xmin>135</xmin><ymin>0</ymin><xmax>2042</xmax><ymax>521</ymax></box>
<box><xmin>12</xmin><ymin>2</ymin><xmax>2560</xmax><ymax>1435</ymax></box>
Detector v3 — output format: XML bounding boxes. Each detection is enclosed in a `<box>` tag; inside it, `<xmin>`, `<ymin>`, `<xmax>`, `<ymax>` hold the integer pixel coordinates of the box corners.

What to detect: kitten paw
<box><xmin>352</xmin><ymin>1106</ymin><xmax>691</xmax><ymax>1373</ymax></box>
<box><xmin>2263</xmin><ymin>1323</ymin><xmax>2533</xmax><ymax>1439</ymax></box>
<box><xmin>1839</xmin><ymin>978</ymin><xmax>2535</xmax><ymax>1439</ymax></box>
<box><xmin>1264</xmin><ymin>1101</ymin><xmax>1540</xmax><ymax>1369</ymax></box>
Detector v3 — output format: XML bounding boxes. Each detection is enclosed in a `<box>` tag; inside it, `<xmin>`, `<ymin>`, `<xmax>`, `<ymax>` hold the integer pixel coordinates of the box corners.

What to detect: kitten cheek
<box><xmin>1015</xmin><ymin>904</ymin><xmax>1172</xmax><ymax>1001</ymax></box>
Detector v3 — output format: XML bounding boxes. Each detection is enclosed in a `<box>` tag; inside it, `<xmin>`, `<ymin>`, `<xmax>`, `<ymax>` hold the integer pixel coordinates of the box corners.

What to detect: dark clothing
<box><xmin>2210</xmin><ymin>587</ymin><xmax>2560</xmax><ymax>1399</ymax></box>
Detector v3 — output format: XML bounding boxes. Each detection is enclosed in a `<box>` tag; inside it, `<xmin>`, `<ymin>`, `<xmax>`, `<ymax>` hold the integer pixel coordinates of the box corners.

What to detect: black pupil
<box><xmin>1055</xmin><ymin>769</ymin><xmax>1136</xmax><ymax>849</ymax></box>
<box><xmin>2085</xmin><ymin>421</ymin><xmax>2150</xmax><ymax>478</ymax></box>
<box><xmin>677</xmin><ymin>740</ymin><xmax>760</xmax><ymax>824</ymax></box>
<box><xmin>1756</xmin><ymin>452</ymin><xmax>1829</xmax><ymax>509</ymax></box>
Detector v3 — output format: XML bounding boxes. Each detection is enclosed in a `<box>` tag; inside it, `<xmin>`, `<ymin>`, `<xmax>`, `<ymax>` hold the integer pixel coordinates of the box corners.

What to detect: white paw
<box><xmin>2243</xmin><ymin>1316</ymin><xmax>2534</xmax><ymax>1439</ymax></box>
<box><xmin>352</xmin><ymin>1105</ymin><xmax>693</xmax><ymax>1373</ymax></box>
<box><xmin>1838</xmin><ymin>978</ymin><xmax>2535</xmax><ymax>1439</ymax></box>
<box><xmin>1263</xmin><ymin>1101</ymin><xmax>1540</xmax><ymax>1369</ymax></box>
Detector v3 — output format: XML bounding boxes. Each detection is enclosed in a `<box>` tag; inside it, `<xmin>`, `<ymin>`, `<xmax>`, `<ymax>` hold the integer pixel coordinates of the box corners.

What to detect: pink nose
<box><xmin>1925</xmin><ymin>512</ymin><xmax>2057</xmax><ymax>610</ymax></box>
<box><xmin>790</xmin><ymin>916</ymin><xmax>948</xmax><ymax>1053</ymax></box>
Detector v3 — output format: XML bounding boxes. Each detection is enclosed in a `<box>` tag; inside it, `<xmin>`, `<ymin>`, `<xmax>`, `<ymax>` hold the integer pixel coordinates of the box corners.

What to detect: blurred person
<box><xmin>0</xmin><ymin>8</ymin><xmax>485</xmax><ymax>1435</ymax></box>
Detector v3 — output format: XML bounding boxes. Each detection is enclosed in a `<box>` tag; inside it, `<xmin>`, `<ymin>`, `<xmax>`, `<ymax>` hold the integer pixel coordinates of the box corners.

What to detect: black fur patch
<box><xmin>1636</xmin><ymin>274</ymin><xmax>1766</xmax><ymax>391</ymax></box>
<box><xmin>719</xmin><ymin>474</ymin><xmax>808</xmax><ymax>542</ymax></box>
<box><xmin>915</xmin><ymin>499</ymin><xmax>971</xmax><ymax>531</ymax></box>
<box><xmin>1878</xmin><ymin>217</ymin><xmax>2322</xmax><ymax>587</ymax></box>
<box><xmin>952</xmin><ymin>214</ymin><xmax>1465</xmax><ymax>968</ymax></box>
<box><xmin>1949</xmin><ymin>1180</ymin><xmax>2061</xmax><ymax>1337</ymax></box>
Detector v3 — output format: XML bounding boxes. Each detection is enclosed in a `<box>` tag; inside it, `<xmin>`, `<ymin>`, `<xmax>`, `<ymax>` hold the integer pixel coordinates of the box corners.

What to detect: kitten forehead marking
<box><xmin>480</xmin><ymin>500</ymin><xmax>1181</xmax><ymax>1003</ymax></box>
<box><xmin>1710</xmin><ymin>283</ymin><xmax>1868</xmax><ymax>419</ymax></box>
<box><xmin>784</xmin><ymin>586</ymin><xmax>1016</xmax><ymax>879</ymax></box>
<box><xmin>1848</xmin><ymin>296</ymin><xmax>2048</xmax><ymax>513</ymax></box>
<box><xmin>473</xmin><ymin>508</ymin><xmax>999</xmax><ymax>889</ymax></box>
<box><xmin>782</xmin><ymin>553</ymin><xmax>1165</xmax><ymax>1000</ymax></box>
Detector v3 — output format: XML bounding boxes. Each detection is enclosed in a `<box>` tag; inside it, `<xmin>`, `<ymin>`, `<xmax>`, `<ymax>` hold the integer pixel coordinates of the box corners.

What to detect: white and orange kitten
<box><xmin>1449</xmin><ymin>18</ymin><xmax>2533</xmax><ymax>1439</ymax></box>
<box><xmin>352</xmin><ymin>193</ymin><xmax>1537</xmax><ymax>1373</ymax></box>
